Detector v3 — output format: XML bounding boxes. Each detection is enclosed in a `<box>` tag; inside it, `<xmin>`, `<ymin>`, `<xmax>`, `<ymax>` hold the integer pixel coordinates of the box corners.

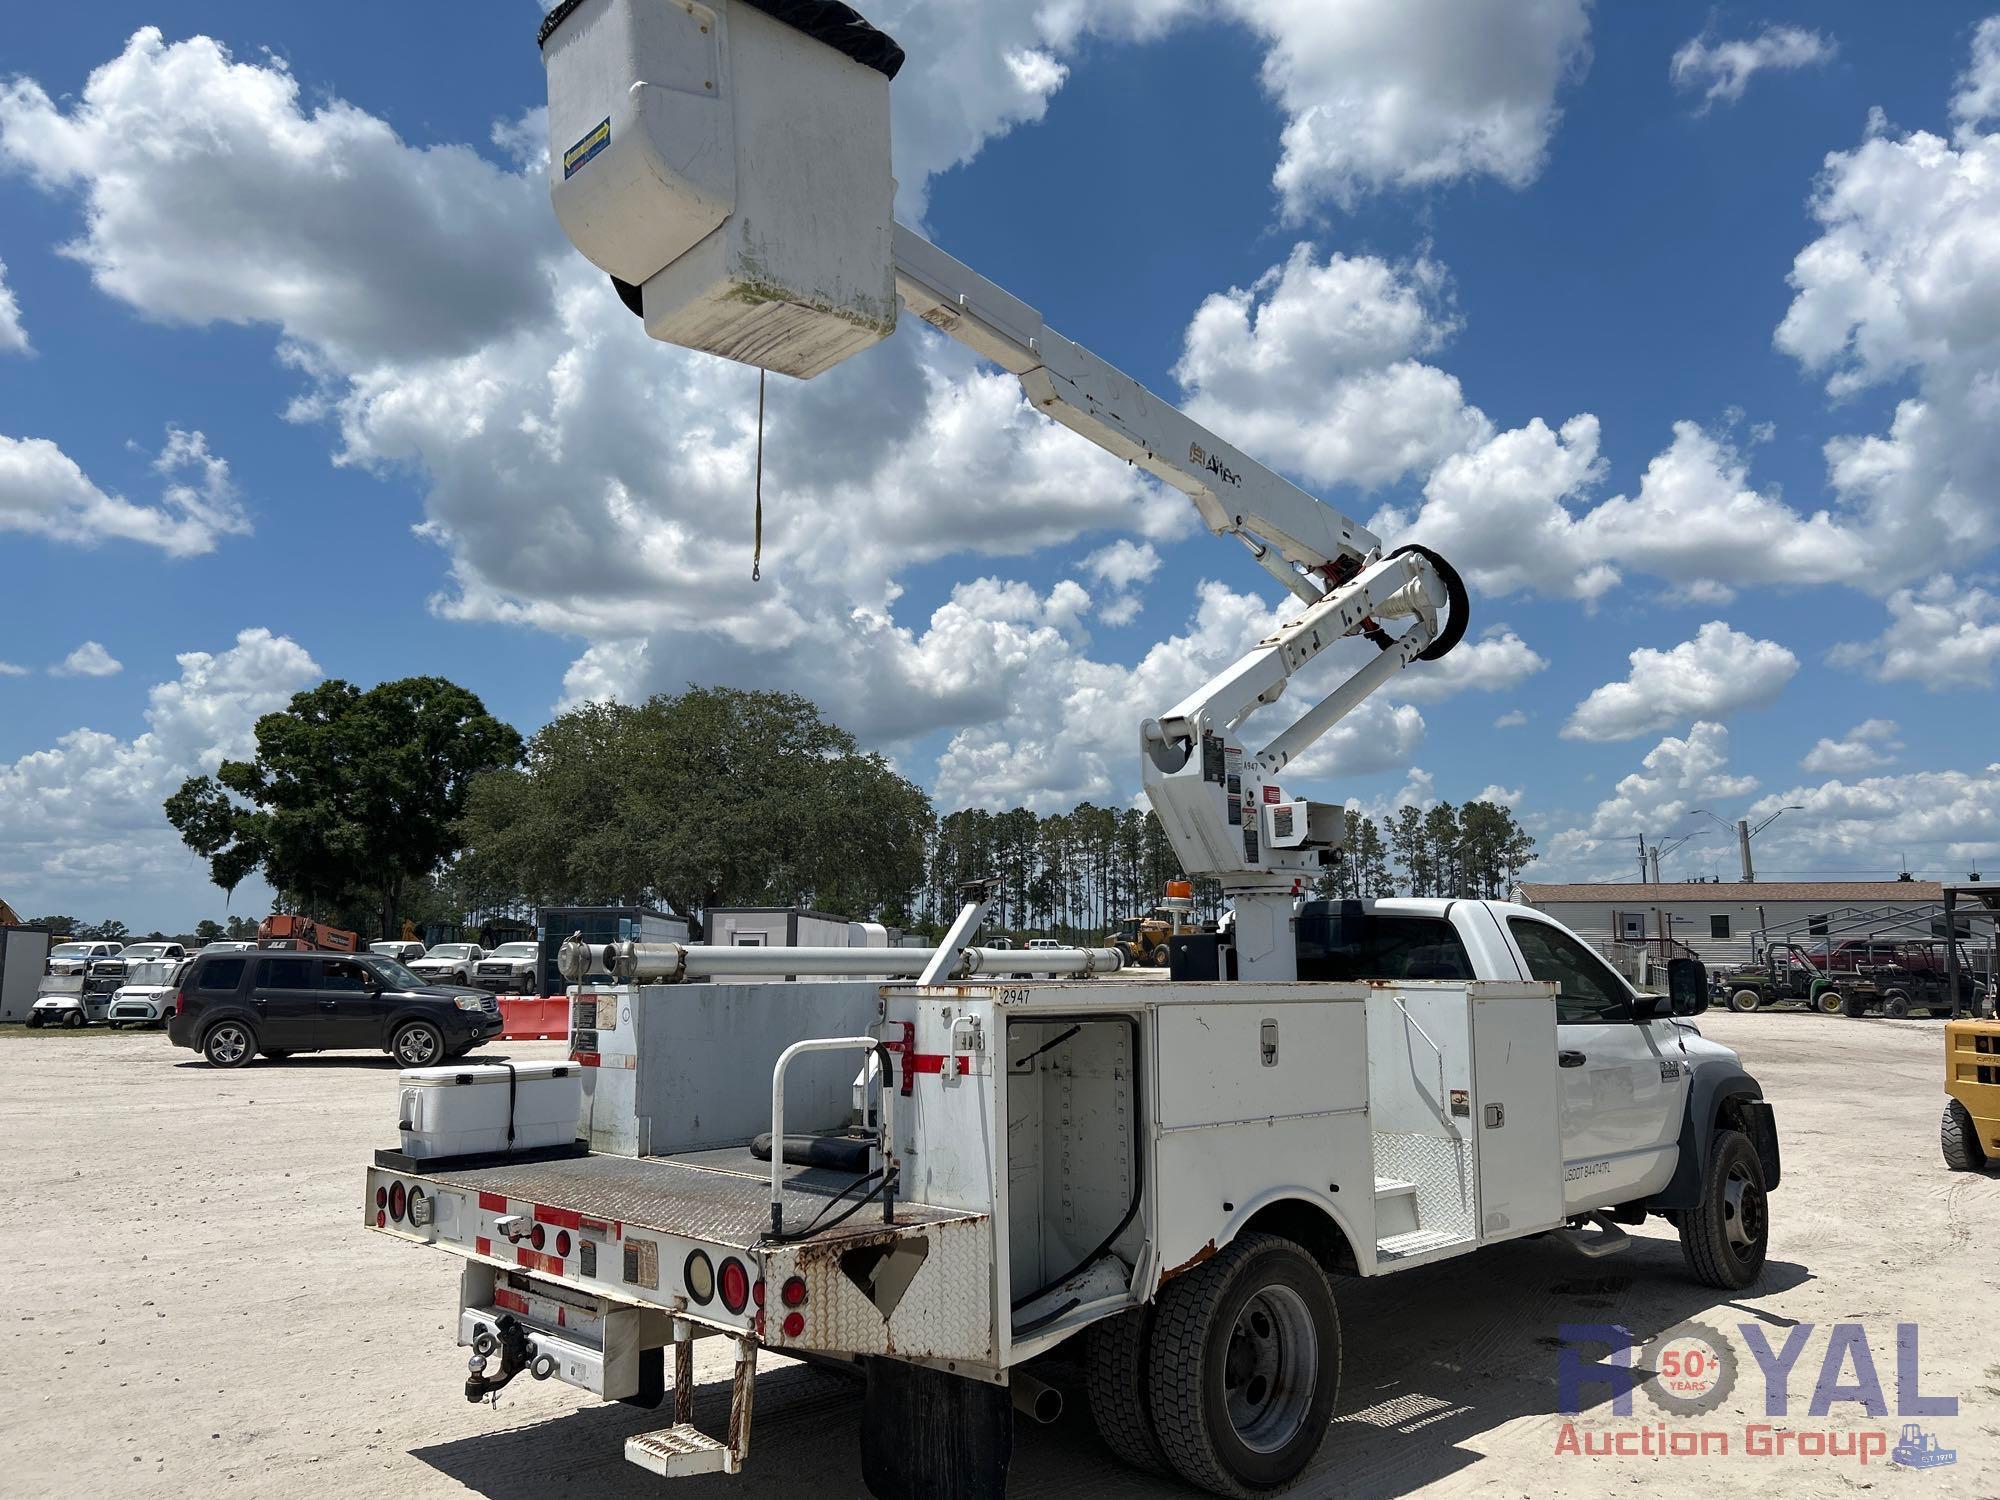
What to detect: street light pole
<box><xmin>1691</xmin><ymin>806</ymin><xmax>1805</xmax><ymax>882</ymax></box>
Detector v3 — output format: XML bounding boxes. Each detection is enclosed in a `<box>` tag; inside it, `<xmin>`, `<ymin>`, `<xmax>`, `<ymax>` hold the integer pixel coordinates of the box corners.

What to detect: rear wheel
<box><xmin>1842</xmin><ymin>990</ymin><xmax>1869</xmax><ymax>1019</ymax></box>
<box><xmin>1148</xmin><ymin>1234</ymin><xmax>1340</xmax><ymax>1497</ymax></box>
<box><xmin>1814</xmin><ymin>987</ymin><xmax>1844</xmax><ymax>1015</ymax></box>
<box><xmin>392</xmin><ymin>1021</ymin><xmax>445</xmax><ymax>1068</ymax></box>
<box><xmin>1942</xmin><ymin>1099</ymin><xmax>1987</xmax><ymax>1172</ymax></box>
<box><xmin>1678</xmin><ymin>1129</ymin><xmax>1768</xmax><ymax>1289</ymax></box>
<box><xmin>1086</xmin><ymin>1306</ymin><xmax>1171</xmax><ymax>1476</ymax></box>
<box><xmin>1728</xmin><ymin>988</ymin><xmax>1762</xmax><ymax>1013</ymax></box>
<box><xmin>202</xmin><ymin>1020</ymin><xmax>255</xmax><ymax>1068</ymax></box>
<box><xmin>1882</xmin><ymin>990</ymin><xmax>1912</xmax><ymax>1018</ymax></box>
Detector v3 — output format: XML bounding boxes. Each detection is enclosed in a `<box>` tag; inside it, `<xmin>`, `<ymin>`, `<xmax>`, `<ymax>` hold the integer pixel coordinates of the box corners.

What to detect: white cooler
<box><xmin>397</xmin><ymin>1063</ymin><xmax>584</xmax><ymax>1161</ymax></box>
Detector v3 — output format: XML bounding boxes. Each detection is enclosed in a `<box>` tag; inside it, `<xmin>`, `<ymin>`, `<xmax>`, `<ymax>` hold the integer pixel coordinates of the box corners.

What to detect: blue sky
<box><xmin>2</xmin><ymin>1</ymin><xmax>1998</xmax><ymax>930</ymax></box>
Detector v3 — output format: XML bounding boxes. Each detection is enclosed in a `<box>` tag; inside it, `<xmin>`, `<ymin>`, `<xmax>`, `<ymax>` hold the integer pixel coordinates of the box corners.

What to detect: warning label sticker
<box><xmin>564</xmin><ymin>117</ymin><xmax>611</xmax><ymax>179</ymax></box>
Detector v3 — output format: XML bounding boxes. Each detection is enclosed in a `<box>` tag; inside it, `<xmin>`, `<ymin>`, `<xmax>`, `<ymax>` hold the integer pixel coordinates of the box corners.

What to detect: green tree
<box><xmin>458</xmin><ymin>687</ymin><xmax>929</xmax><ymax>922</ymax></box>
<box><xmin>193</xmin><ymin>919</ymin><xmax>225</xmax><ymax>944</ymax></box>
<box><xmin>1456</xmin><ymin>800</ymin><xmax>1536</xmax><ymax>897</ymax></box>
<box><xmin>27</xmin><ymin>915</ymin><xmax>78</xmax><ymax>936</ymax></box>
<box><xmin>165</xmin><ymin>676</ymin><xmax>523</xmax><ymax>939</ymax></box>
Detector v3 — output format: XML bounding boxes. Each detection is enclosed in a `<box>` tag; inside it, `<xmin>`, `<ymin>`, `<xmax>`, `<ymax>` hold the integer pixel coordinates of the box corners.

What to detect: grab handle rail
<box><xmin>770</xmin><ymin>1037</ymin><xmax>896</xmax><ymax>1237</ymax></box>
<box><xmin>1394</xmin><ymin>996</ymin><xmax>1449</xmax><ymax>1123</ymax></box>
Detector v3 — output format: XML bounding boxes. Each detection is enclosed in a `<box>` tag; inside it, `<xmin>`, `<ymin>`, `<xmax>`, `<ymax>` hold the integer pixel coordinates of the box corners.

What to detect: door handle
<box><xmin>320</xmin><ymin>1001</ymin><xmax>338</xmax><ymax>1011</ymax></box>
<box><xmin>1559</xmin><ymin>1050</ymin><xmax>1587</xmax><ymax>1068</ymax></box>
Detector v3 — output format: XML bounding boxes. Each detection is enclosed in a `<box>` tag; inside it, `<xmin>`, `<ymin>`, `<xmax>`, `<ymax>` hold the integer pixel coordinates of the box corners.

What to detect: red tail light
<box><xmin>388</xmin><ymin>1181</ymin><xmax>407</xmax><ymax>1222</ymax></box>
<box><xmin>718</xmin><ymin>1258</ymin><xmax>750</xmax><ymax>1314</ymax></box>
<box><xmin>781</xmin><ymin>1276</ymin><xmax>808</xmax><ymax>1308</ymax></box>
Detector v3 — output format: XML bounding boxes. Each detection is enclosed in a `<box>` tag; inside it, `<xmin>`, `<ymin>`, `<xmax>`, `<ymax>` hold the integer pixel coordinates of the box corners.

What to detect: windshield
<box><xmin>360</xmin><ymin>955</ymin><xmax>428</xmax><ymax>990</ymax></box>
<box><xmin>425</xmin><ymin>945</ymin><xmax>474</xmax><ymax>960</ymax></box>
<box><xmin>122</xmin><ymin>944</ymin><xmax>169</xmax><ymax>959</ymax></box>
<box><xmin>51</xmin><ymin>943</ymin><xmax>93</xmax><ymax>958</ymax></box>
<box><xmin>493</xmin><ymin>944</ymin><xmax>537</xmax><ymax>959</ymax></box>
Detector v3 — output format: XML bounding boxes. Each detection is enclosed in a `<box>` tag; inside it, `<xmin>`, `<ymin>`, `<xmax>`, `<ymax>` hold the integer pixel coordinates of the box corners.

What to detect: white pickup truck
<box><xmin>365</xmin><ymin>898</ymin><xmax>1777</xmax><ymax>1499</ymax></box>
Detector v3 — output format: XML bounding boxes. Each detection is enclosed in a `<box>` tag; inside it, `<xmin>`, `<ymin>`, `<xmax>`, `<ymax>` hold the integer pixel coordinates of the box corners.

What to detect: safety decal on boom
<box><xmin>563</xmin><ymin>117</ymin><xmax>611</xmax><ymax>179</ymax></box>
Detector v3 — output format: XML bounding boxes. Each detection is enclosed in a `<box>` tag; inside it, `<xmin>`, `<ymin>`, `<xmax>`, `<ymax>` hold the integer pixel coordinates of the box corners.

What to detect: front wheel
<box><xmin>1148</xmin><ymin>1234</ymin><xmax>1340</xmax><ymax>1497</ymax></box>
<box><xmin>391</xmin><ymin>1021</ymin><xmax>445</xmax><ymax>1068</ymax></box>
<box><xmin>61</xmin><ymin>1008</ymin><xmax>85</xmax><ymax>1030</ymax></box>
<box><xmin>1942</xmin><ymin>1099</ymin><xmax>1987</xmax><ymax>1172</ymax></box>
<box><xmin>24</xmin><ymin>1011</ymin><xmax>42</xmax><ymax>1029</ymax></box>
<box><xmin>1728</xmin><ymin>988</ymin><xmax>1762</xmax><ymax>1013</ymax></box>
<box><xmin>1678</xmin><ymin>1129</ymin><xmax>1769</xmax><ymax>1289</ymax></box>
<box><xmin>202</xmin><ymin>1020</ymin><xmax>256</xmax><ymax>1068</ymax></box>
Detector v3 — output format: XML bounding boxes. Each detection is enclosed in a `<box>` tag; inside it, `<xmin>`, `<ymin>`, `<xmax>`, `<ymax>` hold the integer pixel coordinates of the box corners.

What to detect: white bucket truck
<box><xmin>363</xmin><ymin>3</ymin><xmax>1783</xmax><ymax>1495</ymax></box>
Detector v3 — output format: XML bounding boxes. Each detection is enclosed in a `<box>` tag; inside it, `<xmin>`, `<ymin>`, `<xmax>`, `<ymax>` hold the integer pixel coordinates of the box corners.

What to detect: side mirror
<box><xmin>1667</xmin><ymin>957</ymin><xmax>1709</xmax><ymax>1016</ymax></box>
<box><xmin>1630</xmin><ymin>993</ymin><xmax>1662</xmax><ymax>1022</ymax></box>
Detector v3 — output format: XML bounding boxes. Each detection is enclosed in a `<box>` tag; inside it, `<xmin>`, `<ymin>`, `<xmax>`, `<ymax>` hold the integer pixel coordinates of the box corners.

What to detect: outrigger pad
<box><xmin>861</xmin><ymin>1359</ymin><xmax>1012</xmax><ymax>1500</ymax></box>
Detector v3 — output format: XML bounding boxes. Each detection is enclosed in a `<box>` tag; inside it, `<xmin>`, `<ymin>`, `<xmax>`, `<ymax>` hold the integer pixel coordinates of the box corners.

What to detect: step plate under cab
<box><xmin>628</xmin><ymin>1424</ymin><xmax>731</xmax><ymax>1477</ymax></box>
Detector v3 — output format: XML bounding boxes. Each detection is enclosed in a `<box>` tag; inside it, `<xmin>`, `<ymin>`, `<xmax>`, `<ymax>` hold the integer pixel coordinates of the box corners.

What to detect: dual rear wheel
<box><xmin>1088</xmin><ymin>1234</ymin><xmax>1340</xmax><ymax>1496</ymax></box>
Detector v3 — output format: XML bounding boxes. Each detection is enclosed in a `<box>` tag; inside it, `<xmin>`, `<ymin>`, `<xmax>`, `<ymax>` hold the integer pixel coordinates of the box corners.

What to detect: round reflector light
<box><xmin>555</xmin><ymin>1230</ymin><xmax>572</xmax><ymax>1258</ymax></box>
<box><xmin>683</xmin><ymin>1250</ymin><xmax>715</xmax><ymax>1305</ymax></box>
<box><xmin>376</xmin><ymin>1210</ymin><xmax>386</xmax><ymax>1228</ymax></box>
<box><xmin>718</xmin><ymin>1258</ymin><xmax>750</xmax><ymax>1314</ymax></box>
<box><xmin>530</xmin><ymin>1223</ymin><xmax>546</xmax><ymax>1251</ymax></box>
<box><xmin>388</xmin><ymin>1181</ymin><xmax>407</xmax><ymax>1222</ymax></box>
<box><xmin>752</xmin><ymin>1278</ymin><xmax>766</xmax><ymax>1309</ymax></box>
<box><xmin>781</xmin><ymin>1277</ymin><xmax>808</xmax><ymax>1307</ymax></box>
<box><xmin>375</xmin><ymin>1186</ymin><xmax>387</xmax><ymax>1210</ymax></box>
<box><xmin>782</xmin><ymin>1312</ymin><xmax>805</xmax><ymax>1339</ymax></box>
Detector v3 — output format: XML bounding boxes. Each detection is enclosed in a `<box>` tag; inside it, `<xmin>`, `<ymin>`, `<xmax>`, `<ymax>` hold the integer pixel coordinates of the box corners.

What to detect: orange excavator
<box><xmin>257</xmin><ymin>913</ymin><xmax>360</xmax><ymax>954</ymax></box>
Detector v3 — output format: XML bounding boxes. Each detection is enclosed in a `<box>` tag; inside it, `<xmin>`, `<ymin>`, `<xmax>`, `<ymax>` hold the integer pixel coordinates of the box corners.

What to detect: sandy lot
<box><xmin>3</xmin><ymin>1011</ymin><xmax>1995</xmax><ymax>1499</ymax></box>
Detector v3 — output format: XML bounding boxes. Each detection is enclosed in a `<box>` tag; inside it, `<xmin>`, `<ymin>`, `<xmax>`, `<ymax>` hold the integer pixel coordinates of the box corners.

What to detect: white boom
<box><xmin>539</xmin><ymin>0</ymin><xmax>1469</xmax><ymax>978</ymax></box>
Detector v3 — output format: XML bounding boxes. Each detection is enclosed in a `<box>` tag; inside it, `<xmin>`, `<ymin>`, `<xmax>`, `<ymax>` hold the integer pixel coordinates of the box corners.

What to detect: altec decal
<box><xmin>1188</xmin><ymin>442</ymin><xmax>1242</xmax><ymax>487</ymax></box>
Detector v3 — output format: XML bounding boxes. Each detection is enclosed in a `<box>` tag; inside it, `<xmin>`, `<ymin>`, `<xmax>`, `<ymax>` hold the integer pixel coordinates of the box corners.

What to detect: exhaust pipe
<box><xmin>1011</xmin><ymin>1371</ymin><xmax>1063</xmax><ymax>1425</ymax></box>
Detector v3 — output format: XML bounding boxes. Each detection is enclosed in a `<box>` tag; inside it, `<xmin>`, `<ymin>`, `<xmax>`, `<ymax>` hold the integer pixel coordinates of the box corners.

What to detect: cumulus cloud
<box><xmin>1801</xmin><ymin>718</ymin><xmax>1902</xmax><ymax>775</ymax></box>
<box><xmin>0</xmin><ymin>428</ymin><xmax>250</xmax><ymax>556</ymax></box>
<box><xmin>1377</xmin><ymin>418</ymin><xmax>1867</xmax><ymax>604</ymax></box>
<box><xmin>0</xmin><ymin>256</ymin><xmax>28</xmax><ymax>353</ymax></box>
<box><xmin>1952</xmin><ymin>15</ymin><xmax>2000</xmax><ymax>128</ymax></box>
<box><xmin>1086</xmin><ymin>539</ymin><xmax>1162</xmax><ymax>627</ymax></box>
<box><xmin>0</xmin><ymin>629</ymin><xmax>321</xmax><ymax>910</ymax></box>
<box><xmin>1177</xmin><ymin>245</ymin><xmax>1488</xmax><ymax>490</ymax></box>
<box><xmin>1671</xmin><ymin>26</ymin><xmax>1836</xmax><ymax>110</ymax></box>
<box><xmin>1233</xmin><ymin>0</ymin><xmax>1593</xmax><ymax>215</ymax></box>
<box><xmin>1771</xmin><ymin>38</ymin><xmax>2000</xmax><ymax>581</ymax></box>
<box><xmin>1494</xmin><ymin>709</ymin><xmax>1528</xmax><ymax>729</ymax></box>
<box><xmin>1829</xmin><ymin>574</ymin><xmax>2000</xmax><ymax>689</ymax></box>
<box><xmin>1541</xmin><ymin>721</ymin><xmax>1757</xmax><ymax>873</ymax></box>
<box><xmin>1544</xmin><ymin>720</ymin><xmax>2000</xmax><ymax>881</ymax></box>
<box><xmin>51</xmin><ymin>641</ymin><xmax>123</xmax><ymax>678</ymax></box>
<box><xmin>1562</xmin><ymin>621</ymin><xmax>1798</xmax><ymax>743</ymax></box>
<box><xmin>0</xmin><ymin>660</ymin><xmax>32</xmax><ymax>677</ymax></box>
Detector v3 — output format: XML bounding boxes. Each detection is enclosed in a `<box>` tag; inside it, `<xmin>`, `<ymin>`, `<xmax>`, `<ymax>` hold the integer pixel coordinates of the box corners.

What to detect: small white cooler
<box><xmin>397</xmin><ymin>1063</ymin><xmax>584</xmax><ymax>1161</ymax></box>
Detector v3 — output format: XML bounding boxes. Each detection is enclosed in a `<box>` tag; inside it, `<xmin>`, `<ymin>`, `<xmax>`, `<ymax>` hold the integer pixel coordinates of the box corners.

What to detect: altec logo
<box><xmin>1554</xmin><ymin>1321</ymin><xmax>1959</xmax><ymax>1467</ymax></box>
<box><xmin>1188</xmin><ymin>442</ymin><xmax>1242</xmax><ymax>488</ymax></box>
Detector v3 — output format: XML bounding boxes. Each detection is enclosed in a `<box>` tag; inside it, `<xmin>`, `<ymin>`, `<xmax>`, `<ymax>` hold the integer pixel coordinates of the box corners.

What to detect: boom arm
<box><xmin>537</xmin><ymin>0</ymin><xmax>1470</xmax><ymax>976</ymax></box>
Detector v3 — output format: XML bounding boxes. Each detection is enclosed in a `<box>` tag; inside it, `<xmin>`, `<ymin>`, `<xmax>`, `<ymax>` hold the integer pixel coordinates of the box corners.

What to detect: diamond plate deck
<box><xmin>412</xmin><ymin>1148</ymin><xmax>980</xmax><ymax>1250</ymax></box>
<box><xmin>627</xmin><ymin>1424</ymin><xmax>729</xmax><ymax>1477</ymax></box>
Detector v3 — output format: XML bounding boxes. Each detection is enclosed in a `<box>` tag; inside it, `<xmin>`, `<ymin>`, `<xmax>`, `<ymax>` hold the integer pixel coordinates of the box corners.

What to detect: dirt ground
<box><xmin>3</xmin><ymin>1010</ymin><xmax>1995</xmax><ymax>1499</ymax></box>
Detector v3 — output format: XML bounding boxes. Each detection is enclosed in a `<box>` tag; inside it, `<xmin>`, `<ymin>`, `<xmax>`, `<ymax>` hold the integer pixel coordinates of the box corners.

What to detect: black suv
<box><xmin>166</xmin><ymin>950</ymin><xmax>501</xmax><ymax>1069</ymax></box>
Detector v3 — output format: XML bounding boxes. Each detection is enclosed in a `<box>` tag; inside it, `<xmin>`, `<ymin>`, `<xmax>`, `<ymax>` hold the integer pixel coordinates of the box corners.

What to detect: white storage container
<box><xmin>540</xmin><ymin>0</ymin><xmax>901</xmax><ymax>378</ymax></box>
<box><xmin>397</xmin><ymin>1063</ymin><xmax>584</xmax><ymax>1161</ymax></box>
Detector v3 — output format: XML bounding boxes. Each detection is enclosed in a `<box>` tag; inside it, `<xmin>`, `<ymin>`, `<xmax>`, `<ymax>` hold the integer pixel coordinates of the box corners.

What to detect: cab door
<box><xmin>316</xmin><ymin>957</ymin><xmax>390</xmax><ymax>1049</ymax></box>
<box><xmin>250</xmin><ymin>955</ymin><xmax>323</xmax><ymax>1048</ymax></box>
<box><xmin>1504</xmin><ymin>917</ymin><xmax>1689</xmax><ymax>1212</ymax></box>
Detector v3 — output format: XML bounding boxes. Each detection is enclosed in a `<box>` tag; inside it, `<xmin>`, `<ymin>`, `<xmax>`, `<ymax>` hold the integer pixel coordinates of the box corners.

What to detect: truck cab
<box><xmin>1302</xmin><ymin>899</ymin><xmax>1770</xmax><ymax>1217</ymax></box>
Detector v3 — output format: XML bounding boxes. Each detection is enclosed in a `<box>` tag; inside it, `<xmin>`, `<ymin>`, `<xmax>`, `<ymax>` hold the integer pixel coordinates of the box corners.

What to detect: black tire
<box><xmin>1728</xmin><ymin>988</ymin><xmax>1762</xmax><ymax>1013</ymax></box>
<box><xmin>61</xmin><ymin>1008</ymin><xmax>85</xmax><ymax>1030</ymax></box>
<box><xmin>1147</xmin><ymin>1234</ymin><xmax>1340</xmax><ymax>1497</ymax></box>
<box><xmin>391</xmin><ymin>1021</ymin><xmax>446</xmax><ymax>1068</ymax></box>
<box><xmin>24</xmin><ymin>1011</ymin><xmax>42</xmax><ymax>1029</ymax></box>
<box><xmin>1941</xmin><ymin>1099</ymin><xmax>1987</xmax><ymax>1172</ymax></box>
<box><xmin>1677</xmin><ymin>1130</ymin><xmax>1769</xmax><ymax>1290</ymax></box>
<box><xmin>1841</xmin><ymin>990</ymin><xmax>1869</xmax><ymax>1019</ymax></box>
<box><xmin>202</xmin><ymin>1019</ymin><xmax>256</xmax><ymax>1068</ymax></box>
<box><xmin>1813</xmin><ymin>987</ymin><xmax>1843</xmax><ymax>1015</ymax></box>
<box><xmin>1882</xmin><ymin>991</ymin><xmax>1911</xmax><ymax>1019</ymax></box>
<box><xmin>1086</xmin><ymin>1307</ymin><xmax>1171</xmax><ymax>1477</ymax></box>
